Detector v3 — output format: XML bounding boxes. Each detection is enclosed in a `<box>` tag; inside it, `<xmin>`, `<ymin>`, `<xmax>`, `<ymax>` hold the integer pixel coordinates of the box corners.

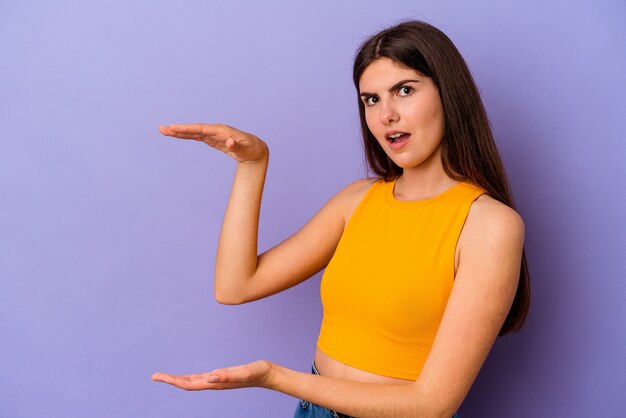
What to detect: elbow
<box><xmin>435</xmin><ymin>409</ymin><xmax>457</xmax><ymax>418</ymax></box>
<box><xmin>214</xmin><ymin>289</ymin><xmax>244</xmax><ymax>305</ymax></box>
<box><xmin>407</xmin><ymin>384</ymin><xmax>459</xmax><ymax>418</ymax></box>
<box><xmin>434</xmin><ymin>400</ymin><xmax>462</xmax><ymax>418</ymax></box>
<box><xmin>425</xmin><ymin>398</ymin><xmax>459</xmax><ymax>418</ymax></box>
<box><xmin>213</xmin><ymin>281</ymin><xmax>248</xmax><ymax>305</ymax></box>
<box><xmin>411</xmin><ymin>405</ymin><xmax>455</xmax><ymax>418</ymax></box>
<box><xmin>213</xmin><ymin>271</ymin><xmax>254</xmax><ymax>305</ymax></box>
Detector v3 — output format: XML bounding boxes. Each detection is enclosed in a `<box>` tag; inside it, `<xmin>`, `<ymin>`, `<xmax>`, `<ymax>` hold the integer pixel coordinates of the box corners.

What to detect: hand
<box><xmin>159</xmin><ymin>123</ymin><xmax>269</xmax><ymax>164</ymax></box>
<box><xmin>151</xmin><ymin>360</ymin><xmax>275</xmax><ymax>391</ymax></box>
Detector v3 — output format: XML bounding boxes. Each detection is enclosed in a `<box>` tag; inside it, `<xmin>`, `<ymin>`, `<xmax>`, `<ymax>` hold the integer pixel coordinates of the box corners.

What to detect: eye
<box><xmin>398</xmin><ymin>85</ymin><xmax>414</xmax><ymax>96</ymax></box>
<box><xmin>363</xmin><ymin>96</ymin><xmax>379</xmax><ymax>106</ymax></box>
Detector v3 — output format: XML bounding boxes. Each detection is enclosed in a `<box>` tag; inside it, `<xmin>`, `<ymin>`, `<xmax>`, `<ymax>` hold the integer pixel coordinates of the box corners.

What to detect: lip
<box><xmin>385</xmin><ymin>130</ymin><xmax>409</xmax><ymax>141</ymax></box>
<box><xmin>387</xmin><ymin>133</ymin><xmax>411</xmax><ymax>150</ymax></box>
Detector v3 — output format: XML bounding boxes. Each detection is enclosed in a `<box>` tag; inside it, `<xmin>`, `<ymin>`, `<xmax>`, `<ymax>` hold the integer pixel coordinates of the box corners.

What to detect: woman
<box><xmin>152</xmin><ymin>20</ymin><xmax>530</xmax><ymax>418</ymax></box>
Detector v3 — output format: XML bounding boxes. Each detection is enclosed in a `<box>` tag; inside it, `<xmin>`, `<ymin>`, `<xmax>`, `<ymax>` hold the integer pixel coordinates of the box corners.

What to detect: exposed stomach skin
<box><xmin>313</xmin><ymin>348</ymin><xmax>414</xmax><ymax>384</ymax></box>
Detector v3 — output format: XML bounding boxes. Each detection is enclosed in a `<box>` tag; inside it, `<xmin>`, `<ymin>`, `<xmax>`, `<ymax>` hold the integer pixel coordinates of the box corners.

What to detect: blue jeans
<box><xmin>292</xmin><ymin>361</ymin><xmax>460</xmax><ymax>418</ymax></box>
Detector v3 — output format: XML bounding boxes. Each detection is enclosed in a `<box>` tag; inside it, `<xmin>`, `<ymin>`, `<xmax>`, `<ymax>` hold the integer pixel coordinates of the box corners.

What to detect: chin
<box><xmin>390</xmin><ymin>157</ymin><xmax>426</xmax><ymax>170</ymax></box>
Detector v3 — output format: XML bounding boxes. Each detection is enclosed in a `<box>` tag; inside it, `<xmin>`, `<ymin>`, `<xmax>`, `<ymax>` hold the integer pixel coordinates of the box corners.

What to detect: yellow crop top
<box><xmin>316</xmin><ymin>177</ymin><xmax>487</xmax><ymax>380</ymax></box>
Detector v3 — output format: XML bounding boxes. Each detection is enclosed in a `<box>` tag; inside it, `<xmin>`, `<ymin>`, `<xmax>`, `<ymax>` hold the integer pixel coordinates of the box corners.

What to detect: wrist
<box><xmin>237</xmin><ymin>143</ymin><xmax>270</xmax><ymax>166</ymax></box>
<box><xmin>262</xmin><ymin>360</ymin><xmax>282</xmax><ymax>390</ymax></box>
<box><xmin>237</xmin><ymin>155</ymin><xmax>269</xmax><ymax>167</ymax></box>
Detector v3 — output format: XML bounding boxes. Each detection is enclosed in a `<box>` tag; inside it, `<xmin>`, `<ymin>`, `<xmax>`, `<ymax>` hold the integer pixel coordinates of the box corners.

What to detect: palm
<box><xmin>151</xmin><ymin>360</ymin><xmax>273</xmax><ymax>391</ymax></box>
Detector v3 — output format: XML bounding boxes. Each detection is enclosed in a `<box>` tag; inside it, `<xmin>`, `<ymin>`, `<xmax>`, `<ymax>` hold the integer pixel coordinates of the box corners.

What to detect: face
<box><xmin>358</xmin><ymin>57</ymin><xmax>445</xmax><ymax>170</ymax></box>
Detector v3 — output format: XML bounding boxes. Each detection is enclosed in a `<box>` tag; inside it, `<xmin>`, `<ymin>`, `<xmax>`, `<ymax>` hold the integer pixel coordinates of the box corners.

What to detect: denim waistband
<box><xmin>310</xmin><ymin>361</ymin><xmax>460</xmax><ymax>418</ymax></box>
<box><xmin>311</xmin><ymin>361</ymin><xmax>353</xmax><ymax>418</ymax></box>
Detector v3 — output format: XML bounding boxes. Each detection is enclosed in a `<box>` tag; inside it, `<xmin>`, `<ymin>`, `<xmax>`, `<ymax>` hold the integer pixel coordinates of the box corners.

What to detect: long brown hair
<box><xmin>353</xmin><ymin>20</ymin><xmax>530</xmax><ymax>335</ymax></box>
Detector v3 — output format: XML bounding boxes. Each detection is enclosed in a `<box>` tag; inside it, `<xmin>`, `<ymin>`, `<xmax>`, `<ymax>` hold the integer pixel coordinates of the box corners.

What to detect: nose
<box><xmin>378</xmin><ymin>100</ymin><xmax>399</xmax><ymax>125</ymax></box>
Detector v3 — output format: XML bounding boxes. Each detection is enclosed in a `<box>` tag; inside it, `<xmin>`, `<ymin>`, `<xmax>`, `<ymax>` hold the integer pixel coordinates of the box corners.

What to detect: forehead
<box><xmin>358</xmin><ymin>58</ymin><xmax>424</xmax><ymax>91</ymax></box>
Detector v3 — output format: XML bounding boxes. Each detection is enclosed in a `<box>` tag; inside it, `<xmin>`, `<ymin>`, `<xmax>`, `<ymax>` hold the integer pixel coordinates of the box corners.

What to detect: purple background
<box><xmin>1</xmin><ymin>1</ymin><xmax>625</xmax><ymax>417</ymax></box>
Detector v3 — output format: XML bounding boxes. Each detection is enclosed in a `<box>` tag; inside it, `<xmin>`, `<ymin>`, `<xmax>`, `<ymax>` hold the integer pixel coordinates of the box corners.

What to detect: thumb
<box><xmin>226</xmin><ymin>137</ymin><xmax>240</xmax><ymax>151</ymax></box>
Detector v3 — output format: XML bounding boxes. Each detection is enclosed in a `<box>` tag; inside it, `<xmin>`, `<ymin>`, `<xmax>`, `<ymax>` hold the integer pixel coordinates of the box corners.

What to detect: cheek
<box><xmin>364</xmin><ymin>112</ymin><xmax>383</xmax><ymax>138</ymax></box>
<box><xmin>406</xmin><ymin>100</ymin><xmax>444</xmax><ymax>134</ymax></box>
<box><xmin>432</xmin><ymin>106</ymin><xmax>445</xmax><ymax>136</ymax></box>
<box><xmin>428</xmin><ymin>98</ymin><xmax>445</xmax><ymax>128</ymax></box>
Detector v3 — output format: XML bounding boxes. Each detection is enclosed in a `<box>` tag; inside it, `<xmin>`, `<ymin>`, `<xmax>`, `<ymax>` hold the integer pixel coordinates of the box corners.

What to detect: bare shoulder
<box><xmin>461</xmin><ymin>193</ymin><xmax>525</xmax><ymax>254</ymax></box>
<box><xmin>469</xmin><ymin>194</ymin><xmax>525</xmax><ymax>233</ymax></box>
<box><xmin>335</xmin><ymin>177</ymin><xmax>379</xmax><ymax>224</ymax></box>
<box><xmin>342</xmin><ymin>177</ymin><xmax>379</xmax><ymax>198</ymax></box>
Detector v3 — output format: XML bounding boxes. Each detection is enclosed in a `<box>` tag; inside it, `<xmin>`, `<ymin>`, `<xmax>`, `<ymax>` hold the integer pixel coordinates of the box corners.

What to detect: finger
<box><xmin>151</xmin><ymin>372</ymin><xmax>187</xmax><ymax>386</ymax></box>
<box><xmin>151</xmin><ymin>372</ymin><xmax>212</xmax><ymax>391</ymax></box>
<box><xmin>207</xmin><ymin>366</ymin><xmax>252</xmax><ymax>384</ymax></box>
<box><xmin>159</xmin><ymin>125</ymin><xmax>205</xmax><ymax>140</ymax></box>
<box><xmin>160</xmin><ymin>124</ymin><xmax>239</xmax><ymax>147</ymax></box>
<box><xmin>168</xmin><ymin>124</ymin><xmax>232</xmax><ymax>140</ymax></box>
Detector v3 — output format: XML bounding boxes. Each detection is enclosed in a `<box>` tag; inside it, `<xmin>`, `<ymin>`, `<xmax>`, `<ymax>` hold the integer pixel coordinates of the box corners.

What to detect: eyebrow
<box><xmin>359</xmin><ymin>79</ymin><xmax>420</xmax><ymax>97</ymax></box>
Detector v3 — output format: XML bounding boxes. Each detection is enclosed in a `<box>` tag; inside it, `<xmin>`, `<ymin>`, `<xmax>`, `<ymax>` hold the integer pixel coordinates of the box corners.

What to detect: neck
<box><xmin>394</xmin><ymin>151</ymin><xmax>459</xmax><ymax>201</ymax></box>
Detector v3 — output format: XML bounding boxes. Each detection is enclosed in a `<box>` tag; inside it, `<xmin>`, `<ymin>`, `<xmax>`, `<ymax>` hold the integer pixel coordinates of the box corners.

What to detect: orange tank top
<box><xmin>316</xmin><ymin>177</ymin><xmax>487</xmax><ymax>380</ymax></box>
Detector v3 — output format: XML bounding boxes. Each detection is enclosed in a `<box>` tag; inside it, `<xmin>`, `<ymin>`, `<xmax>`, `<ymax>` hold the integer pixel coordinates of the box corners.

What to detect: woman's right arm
<box><xmin>159</xmin><ymin>123</ymin><xmax>356</xmax><ymax>305</ymax></box>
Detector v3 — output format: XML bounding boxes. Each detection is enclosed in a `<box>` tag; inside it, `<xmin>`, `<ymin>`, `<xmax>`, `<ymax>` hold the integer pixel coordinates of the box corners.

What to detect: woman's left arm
<box><xmin>152</xmin><ymin>200</ymin><xmax>525</xmax><ymax>418</ymax></box>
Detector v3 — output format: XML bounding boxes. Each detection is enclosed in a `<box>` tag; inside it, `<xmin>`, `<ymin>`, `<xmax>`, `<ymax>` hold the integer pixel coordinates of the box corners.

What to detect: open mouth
<box><xmin>387</xmin><ymin>132</ymin><xmax>410</xmax><ymax>143</ymax></box>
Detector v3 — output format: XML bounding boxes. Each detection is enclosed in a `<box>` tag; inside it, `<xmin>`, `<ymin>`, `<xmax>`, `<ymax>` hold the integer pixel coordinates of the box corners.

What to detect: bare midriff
<box><xmin>313</xmin><ymin>348</ymin><xmax>414</xmax><ymax>384</ymax></box>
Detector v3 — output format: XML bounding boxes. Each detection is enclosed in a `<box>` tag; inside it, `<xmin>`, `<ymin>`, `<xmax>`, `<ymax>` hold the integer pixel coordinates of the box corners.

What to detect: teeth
<box><xmin>389</xmin><ymin>132</ymin><xmax>404</xmax><ymax>139</ymax></box>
